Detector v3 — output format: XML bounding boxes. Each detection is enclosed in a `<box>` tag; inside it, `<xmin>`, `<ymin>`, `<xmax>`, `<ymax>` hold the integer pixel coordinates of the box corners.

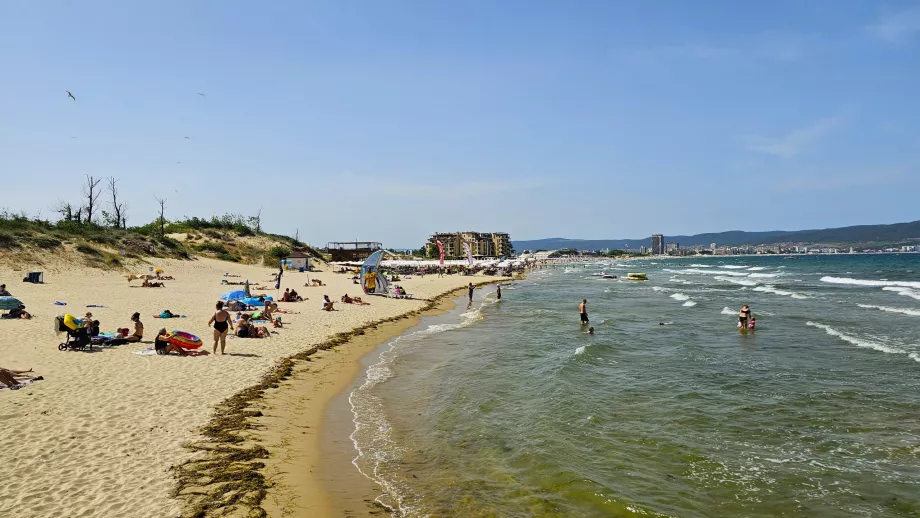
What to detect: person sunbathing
<box><xmin>0</xmin><ymin>367</ymin><xmax>39</xmax><ymax>388</ymax></box>
<box><xmin>126</xmin><ymin>312</ymin><xmax>144</xmax><ymax>342</ymax></box>
<box><xmin>142</xmin><ymin>279</ymin><xmax>165</xmax><ymax>288</ymax></box>
<box><xmin>341</xmin><ymin>294</ymin><xmax>369</xmax><ymax>305</ymax></box>
<box><xmin>3</xmin><ymin>304</ymin><xmax>31</xmax><ymax>319</ymax></box>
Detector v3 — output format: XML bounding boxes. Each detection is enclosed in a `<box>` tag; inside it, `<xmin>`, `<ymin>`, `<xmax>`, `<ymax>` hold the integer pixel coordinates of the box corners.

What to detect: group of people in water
<box><xmin>577</xmin><ymin>297</ymin><xmax>756</xmax><ymax>334</ymax></box>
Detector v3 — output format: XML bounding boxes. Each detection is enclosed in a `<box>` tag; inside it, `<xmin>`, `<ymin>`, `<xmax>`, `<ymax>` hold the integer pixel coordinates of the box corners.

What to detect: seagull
<box><xmin>184</xmin><ymin>136</ymin><xmax>190</xmax><ymax>139</ymax></box>
<box><xmin>176</xmin><ymin>161</ymin><xmax>182</xmax><ymax>164</ymax></box>
<box><xmin>197</xmin><ymin>92</ymin><xmax>205</xmax><ymax>97</ymax></box>
<box><xmin>67</xmin><ymin>90</ymin><xmax>76</xmax><ymax>101</ymax></box>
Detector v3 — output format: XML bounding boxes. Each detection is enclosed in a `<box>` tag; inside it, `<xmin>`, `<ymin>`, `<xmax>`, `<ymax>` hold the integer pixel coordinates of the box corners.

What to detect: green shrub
<box><xmin>76</xmin><ymin>243</ymin><xmax>102</xmax><ymax>256</ymax></box>
<box><xmin>28</xmin><ymin>235</ymin><xmax>62</xmax><ymax>248</ymax></box>
<box><xmin>0</xmin><ymin>230</ymin><xmax>21</xmax><ymax>249</ymax></box>
<box><xmin>196</xmin><ymin>242</ymin><xmax>230</xmax><ymax>254</ymax></box>
<box><xmin>217</xmin><ymin>253</ymin><xmax>241</xmax><ymax>262</ymax></box>
<box><xmin>265</xmin><ymin>245</ymin><xmax>291</xmax><ymax>263</ymax></box>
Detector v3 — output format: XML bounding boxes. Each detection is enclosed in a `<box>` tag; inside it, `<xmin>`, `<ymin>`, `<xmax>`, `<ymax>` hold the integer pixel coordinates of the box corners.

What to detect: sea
<box><xmin>347</xmin><ymin>254</ymin><xmax>920</xmax><ymax>517</ymax></box>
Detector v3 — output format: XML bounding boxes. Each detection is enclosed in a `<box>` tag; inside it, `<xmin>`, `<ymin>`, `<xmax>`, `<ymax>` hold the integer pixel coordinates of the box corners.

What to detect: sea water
<box><xmin>349</xmin><ymin>254</ymin><xmax>920</xmax><ymax>517</ymax></box>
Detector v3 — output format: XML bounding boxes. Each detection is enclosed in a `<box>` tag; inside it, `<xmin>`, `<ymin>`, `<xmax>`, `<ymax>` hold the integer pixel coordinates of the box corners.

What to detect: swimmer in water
<box><xmin>749</xmin><ymin>317</ymin><xmax>756</xmax><ymax>330</ymax></box>
<box><xmin>659</xmin><ymin>322</ymin><xmax>673</xmax><ymax>326</ymax></box>
<box><xmin>587</xmin><ymin>327</ymin><xmax>594</xmax><ymax>335</ymax></box>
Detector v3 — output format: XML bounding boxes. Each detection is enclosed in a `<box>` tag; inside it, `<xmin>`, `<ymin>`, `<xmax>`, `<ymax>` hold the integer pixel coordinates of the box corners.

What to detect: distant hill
<box><xmin>513</xmin><ymin>220</ymin><xmax>920</xmax><ymax>251</ymax></box>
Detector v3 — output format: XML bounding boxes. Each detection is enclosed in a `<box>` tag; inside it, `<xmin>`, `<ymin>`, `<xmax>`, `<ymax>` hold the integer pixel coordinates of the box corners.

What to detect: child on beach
<box><xmin>749</xmin><ymin>317</ymin><xmax>756</xmax><ymax>330</ymax></box>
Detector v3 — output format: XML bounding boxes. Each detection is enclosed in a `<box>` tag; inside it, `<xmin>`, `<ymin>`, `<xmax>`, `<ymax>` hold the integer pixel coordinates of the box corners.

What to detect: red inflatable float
<box><xmin>169</xmin><ymin>331</ymin><xmax>203</xmax><ymax>349</ymax></box>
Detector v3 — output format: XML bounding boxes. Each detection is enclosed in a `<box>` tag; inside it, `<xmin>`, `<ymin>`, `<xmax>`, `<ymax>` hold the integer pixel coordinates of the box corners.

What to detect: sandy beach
<box><xmin>0</xmin><ymin>257</ymin><xmax>501</xmax><ymax>517</ymax></box>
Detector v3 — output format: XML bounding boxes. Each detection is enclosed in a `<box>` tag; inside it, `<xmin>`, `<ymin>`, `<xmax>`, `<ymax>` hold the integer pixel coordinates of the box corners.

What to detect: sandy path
<box><xmin>0</xmin><ymin>258</ymin><xmax>489</xmax><ymax>518</ymax></box>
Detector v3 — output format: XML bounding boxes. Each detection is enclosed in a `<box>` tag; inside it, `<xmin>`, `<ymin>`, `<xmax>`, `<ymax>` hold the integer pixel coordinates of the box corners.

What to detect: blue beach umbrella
<box><xmin>220</xmin><ymin>290</ymin><xmax>247</xmax><ymax>301</ymax></box>
<box><xmin>0</xmin><ymin>296</ymin><xmax>23</xmax><ymax>310</ymax></box>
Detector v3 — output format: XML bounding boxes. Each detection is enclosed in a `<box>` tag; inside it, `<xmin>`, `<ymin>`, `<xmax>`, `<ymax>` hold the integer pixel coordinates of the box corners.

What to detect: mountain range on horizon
<box><xmin>512</xmin><ymin>219</ymin><xmax>920</xmax><ymax>252</ymax></box>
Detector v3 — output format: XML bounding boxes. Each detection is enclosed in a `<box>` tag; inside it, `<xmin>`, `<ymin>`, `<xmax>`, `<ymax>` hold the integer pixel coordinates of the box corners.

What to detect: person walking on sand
<box><xmin>208</xmin><ymin>301</ymin><xmax>233</xmax><ymax>354</ymax></box>
<box><xmin>579</xmin><ymin>299</ymin><xmax>589</xmax><ymax>325</ymax></box>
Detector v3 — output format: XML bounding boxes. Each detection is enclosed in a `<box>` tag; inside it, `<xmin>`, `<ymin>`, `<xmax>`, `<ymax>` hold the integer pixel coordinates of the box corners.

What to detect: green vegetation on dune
<box><xmin>0</xmin><ymin>210</ymin><xmax>319</xmax><ymax>268</ymax></box>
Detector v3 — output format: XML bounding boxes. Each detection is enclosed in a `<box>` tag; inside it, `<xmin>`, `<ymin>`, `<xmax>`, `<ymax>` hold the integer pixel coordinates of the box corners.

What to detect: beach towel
<box><xmin>86</xmin><ymin>304</ymin><xmax>105</xmax><ymax>308</ymax></box>
<box><xmin>153</xmin><ymin>313</ymin><xmax>186</xmax><ymax>318</ymax></box>
<box><xmin>0</xmin><ymin>376</ymin><xmax>43</xmax><ymax>390</ymax></box>
<box><xmin>54</xmin><ymin>301</ymin><xmax>67</xmax><ymax>306</ymax></box>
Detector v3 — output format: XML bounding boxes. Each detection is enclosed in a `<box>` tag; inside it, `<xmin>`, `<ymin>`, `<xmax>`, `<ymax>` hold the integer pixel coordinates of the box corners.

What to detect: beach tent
<box><xmin>220</xmin><ymin>290</ymin><xmax>247</xmax><ymax>301</ymax></box>
<box><xmin>0</xmin><ymin>296</ymin><xmax>23</xmax><ymax>310</ymax></box>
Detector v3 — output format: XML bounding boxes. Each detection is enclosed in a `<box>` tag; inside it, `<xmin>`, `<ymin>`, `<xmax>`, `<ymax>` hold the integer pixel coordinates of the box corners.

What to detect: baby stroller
<box><xmin>55</xmin><ymin>315</ymin><xmax>93</xmax><ymax>351</ymax></box>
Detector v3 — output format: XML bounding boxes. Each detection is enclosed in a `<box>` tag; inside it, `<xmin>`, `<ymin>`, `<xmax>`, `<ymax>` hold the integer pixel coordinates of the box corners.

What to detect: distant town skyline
<box><xmin>2</xmin><ymin>1</ymin><xmax>919</xmax><ymax>247</ymax></box>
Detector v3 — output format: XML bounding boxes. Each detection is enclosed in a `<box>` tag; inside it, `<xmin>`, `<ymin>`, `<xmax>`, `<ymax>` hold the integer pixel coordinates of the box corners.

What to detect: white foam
<box><xmin>714</xmin><ymin>276</ymin><xmax>759</xmax><ymax>286</ymax></box>
<box><xmin>753</xmin><ymin>285</ymin><xmax>809</xmax><ymax>299</ymax></box>
<box><xmin>806</xmin><ymin>322</ymin><xmax>903</xmax><ymax>355</ymax></box>
<box><xmin>748</xmin><ymin>273</ymin><xmax>778</xmax><ymax>278</ymax></box>
<box><xmin>575</xmin><ymin>346</ymin><xmax>587</xmax><ymax>355</ymax></box>
<box><xmin>882</xmin><ymin>287</ymin><xmax>920</xmax><ymax>301</ymax></box>
<box><xmin>669</xmin><ymin>293</ymin><xmax>690</xmax><ymax>301</ymax></box>
<box><xmin>689</xmin><ymin>264</ymin><xmax>713</xmax><ymax>268</ymax></box>
<box><xmin>721</xmin><ymin>265</ymin><xmax>748</xmax><ymax>269</ymax></box>
<box><xmin>721</xmin><ymin>307</ymin><xmax>736</xmax><ymax>315</ymax></box>
<box><xmin>910</xmin><ymin>353</ymin><xmax>920</xmax><ymax>363</ymax></box>
<box><xmin>747</xmin><ymin>267</ymin><xmax>767</xmax><ymax>271</ymax></box>
<box><xmin>682</xmin><ymin>300</ymin><xmax>697</xmax><ymax>307</ymax></box>
<box><xmin>820</xmin><ymin>276</ymin><xmax>920</xmax><ymax>289</ymax></box>
<box><xmin>857</xmin><ymin>304</ymin><xmax>920</xmax><ymax>317</ymax></box>
<box><xmin>664</xmin><ymin>268</ymin><xmax>750</xmax><ymax>277</ymax></box>
<box><xmin>652</xmin><ymin>286</ymin><xmax>669</xmax><ymax>292</ymax></box>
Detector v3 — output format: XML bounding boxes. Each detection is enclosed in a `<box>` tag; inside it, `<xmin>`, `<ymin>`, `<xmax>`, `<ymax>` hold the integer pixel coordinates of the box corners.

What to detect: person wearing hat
<box><xmin>0</xmin><ymin>284</ymin><xmax>11</xmax><ymax>296</ymax></box>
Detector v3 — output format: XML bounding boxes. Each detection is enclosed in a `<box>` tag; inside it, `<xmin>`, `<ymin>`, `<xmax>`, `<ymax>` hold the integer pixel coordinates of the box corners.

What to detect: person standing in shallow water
<box><xmin>579</xmin><ymin>299</ymin><xmax>589</xmax><ymax>325</ymax></box>
<box><xmin>467</xmin><ymin>282</ymin><xmax>474</xmax><ymax>308</ymax></box>
<box><xmin>496</xmin><ymin>285</ymin><xmax>501</xmax><ymax>300</ymax></box>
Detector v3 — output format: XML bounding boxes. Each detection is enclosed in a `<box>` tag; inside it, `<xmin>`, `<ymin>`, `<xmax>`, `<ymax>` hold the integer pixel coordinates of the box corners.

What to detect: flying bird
<box><xmin>67</xmin><ymin>90</ymin><xmax>76</xmax><ymax>101</ymax></box>
<box><xmin>184</xmin><ymin>136</ymin><xmax>190</xmax><ymax>139</ymax></box>
<box><xmin>197</xmin><ymin>92</ymin><xmax>205</xmax><ymax>97</ymax></box>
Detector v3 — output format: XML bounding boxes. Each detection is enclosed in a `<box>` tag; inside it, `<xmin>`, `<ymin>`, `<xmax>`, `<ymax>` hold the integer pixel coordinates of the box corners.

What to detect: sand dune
<box><xmin>0</xmin><ymin>258</ymin><xmax>493</xmax><ymax>517</ymax></box>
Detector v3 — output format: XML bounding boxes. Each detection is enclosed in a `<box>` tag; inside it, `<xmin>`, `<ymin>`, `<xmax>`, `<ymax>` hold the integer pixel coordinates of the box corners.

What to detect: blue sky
<box><xmin>1</xmin><ymin>1</ymin><xmax>918</xmax><ymax>248</ymax></box>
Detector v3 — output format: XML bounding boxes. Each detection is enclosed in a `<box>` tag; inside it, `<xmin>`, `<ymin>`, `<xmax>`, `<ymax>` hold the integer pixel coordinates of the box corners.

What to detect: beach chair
<box><xmin>55</xmin><ymin>316</ymin><xmax>93</xmax><ymax>351</ymax></box>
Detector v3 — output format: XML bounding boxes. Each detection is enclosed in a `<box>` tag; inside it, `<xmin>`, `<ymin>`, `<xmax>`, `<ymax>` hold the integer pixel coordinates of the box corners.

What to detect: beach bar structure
<box><xmin>327</xmin><ymin>241</ymin><xmax>382</xmax><ymax>262</ymax></box>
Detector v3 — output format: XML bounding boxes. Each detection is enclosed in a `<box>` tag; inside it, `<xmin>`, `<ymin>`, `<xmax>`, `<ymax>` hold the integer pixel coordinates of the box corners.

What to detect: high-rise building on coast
<box><xmin>426</xmin><ymin>232</ymin><xmax>512</xmax><ymax>258</ymax></box>
<box><xmin>651</xmin><ymin>234</ymin><xmax>665</xmax><ymax>255</ymax></box>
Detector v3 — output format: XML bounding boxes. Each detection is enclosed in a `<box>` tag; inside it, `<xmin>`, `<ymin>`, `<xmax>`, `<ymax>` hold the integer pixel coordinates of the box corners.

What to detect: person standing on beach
<box><xmin>579</xmin><ymin>299</ymin><xmax>589</xmax><ymax>325</ymax></box>
<box><xmin>208</xmin><ymin>301</ymin><xmax>233</xmax><ymax>354</ymax></box>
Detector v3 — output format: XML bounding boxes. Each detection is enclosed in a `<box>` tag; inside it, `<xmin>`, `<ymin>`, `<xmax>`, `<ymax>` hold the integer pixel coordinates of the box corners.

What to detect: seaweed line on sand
<box><xmin>170</xmin><ymin>278</ymin><xmax>511</xmax><ymax>517</ymax></box>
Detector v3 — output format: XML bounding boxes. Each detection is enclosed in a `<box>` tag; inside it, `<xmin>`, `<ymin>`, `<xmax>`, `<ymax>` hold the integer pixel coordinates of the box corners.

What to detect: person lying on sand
<box><xmin>142</xmin><ymin>279</ymin><xmax>165</xmax><ymax>288</ymax></box>
<box><xmin>0</xmin><ymin>367</ymin><xmax>39</xmax><ymax>388</ymax></box>
<box><xmin>341</xmin><ymin>294</ymin><xmax>369</xmax><ymax>305</ymax></box>
<box><xmin>2</xmin><ymin>304</ymin><xmax>31</xmax><ymax>319</ymax></box>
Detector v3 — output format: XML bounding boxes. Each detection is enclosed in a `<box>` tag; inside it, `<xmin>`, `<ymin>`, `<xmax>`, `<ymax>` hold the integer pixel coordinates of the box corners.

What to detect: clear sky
<box><xmin>1</xmin><ymin>1</ymin><xmax>918</xmax><ymax>248</ymax></box>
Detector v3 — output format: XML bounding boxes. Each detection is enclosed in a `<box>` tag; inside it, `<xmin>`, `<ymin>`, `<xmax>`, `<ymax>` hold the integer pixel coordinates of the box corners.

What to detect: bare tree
<box><xmin>107</xmin><ymin>177</ymin><xmax>128</xmax><ymax>229</ymax></box>
<box><xmin>82</xmin><ymin>175</ymin><xmax>103</xmax><ymax>224</ymax></box>
<box><xmin>248</xmin><ymin>206</ymin><xmax>263</xmax><ymax>233</ymax></box>
<box><xmin>54</xmin><ymin>200</ymin><xmax>75</xmax><ymax>222</ymax></box>
<box><xmin>155</xmin><ymin>196</ymin><xmax>167</xmax><ymax>238</ymax></box>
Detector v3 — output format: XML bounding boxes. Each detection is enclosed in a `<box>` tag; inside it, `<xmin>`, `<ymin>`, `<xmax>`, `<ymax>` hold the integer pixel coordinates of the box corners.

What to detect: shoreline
<box><xmin>174</xmin><ymin>278</ymin><xmax>507</xmax><ymax>517</ymax></box>
<box><xmin>0</xmin><ymin>255</ymin><xmax>513</xmax><ymax>518</ymax></box>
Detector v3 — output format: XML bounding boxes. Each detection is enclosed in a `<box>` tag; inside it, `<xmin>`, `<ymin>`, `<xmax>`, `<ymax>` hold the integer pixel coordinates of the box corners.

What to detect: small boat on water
<box><xmin>626</xmin><ymin>273</ymin><xmax>648</xmax><ymax>281</ymax></box>
<box><xmin>602</xmin><ymin>275</ymin><xmax>618</xmax><ymax>279</ymax></box>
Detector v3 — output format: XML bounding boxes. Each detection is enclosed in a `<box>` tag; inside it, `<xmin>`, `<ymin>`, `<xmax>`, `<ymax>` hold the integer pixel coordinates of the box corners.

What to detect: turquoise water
<box><xmin>349</xmin><ymin>254</ymin><xmax>920</xmax><ymax>517</ymax></box>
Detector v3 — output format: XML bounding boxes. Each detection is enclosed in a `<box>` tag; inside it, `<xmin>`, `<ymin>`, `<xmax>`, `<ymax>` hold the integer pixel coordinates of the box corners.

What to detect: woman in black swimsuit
<box><xmin>208</xmin><ymin>301</ymin><xmax>233</xmax><ymax>354</ymax></box>
<box><xmin>739</xmin><ymin>305</ymin><xmax>752</xmax><ymax>329</ymax></box>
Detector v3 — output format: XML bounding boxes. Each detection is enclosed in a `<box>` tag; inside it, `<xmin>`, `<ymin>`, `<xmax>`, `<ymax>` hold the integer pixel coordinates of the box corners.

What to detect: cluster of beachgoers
<box><xmin>0</xmin><ymin>256</ymin><xmax>504</xmax><ymax>517</ymax></box>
